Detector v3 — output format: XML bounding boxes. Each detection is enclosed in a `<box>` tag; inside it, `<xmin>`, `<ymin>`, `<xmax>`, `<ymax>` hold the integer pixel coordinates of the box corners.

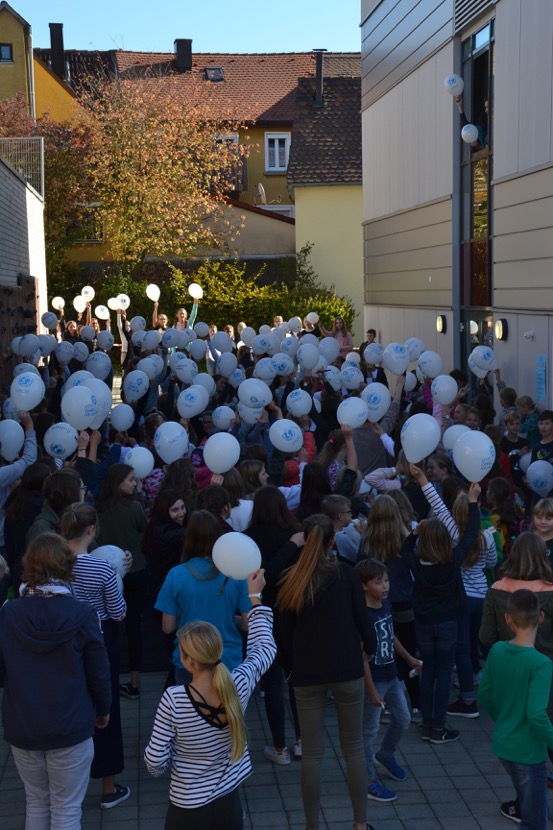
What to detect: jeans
<box><xmin>362</xmin><ymin>677</ymin><xmax>411</xmax><ymax>781</ymax></box>
<box><xmin>164</xmin><ymin>789</ymin><xmax>243</xmax><ymax>830</ymax></box>
<box><xmin>294</xmin><ymin>678</ymin><xmax>366</xmax><ymax>830</ymax></box>
<box><xmin>500</xmin><ymin>758</ymin><xmax>548</xmax><ymax>830</ymax></box>
<box><xmin>393</xmin><ymin>617</ymin><xmax>420</xmax><ymax>709</ymax></box>
<box><xmin>416</xmin><ymin>619</ymin><xmax>458</xmax><ymax>729</ymax></box>
<box><xmin>12</xmin><ymin>738</ymin><xmax>94</xmax><ymax>830</ymax></box>
<box><xmin>263</xmin><ymin>653</ymin><xmax>301</xmax><ymax>748</ymax></box>
<box><xmin>455</xmin><ymin>596</ymin><xmax>484</xmax><ymax>699</ymax></box>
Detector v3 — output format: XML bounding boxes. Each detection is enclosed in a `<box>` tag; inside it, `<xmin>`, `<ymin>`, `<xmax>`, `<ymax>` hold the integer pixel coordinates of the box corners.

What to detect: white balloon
<box><xmin>300</xmin><ymin>333</ymin><xmax>319</xmax><ymax>348</ymax></box>
<box><xmin>86</xmin><ymin>351</ymin><xmax>112</xmax><ymax>380</ymax></box>
<box><xmin>361</xmin><ymin>382</ymin><xmax>392</xmax><ymax>422</ymax></box>
<box><xmin>253</xmin><ymin>357</ymin><xmax>276</xmax><ymax>382</ymax></box>
<box><xmin>0</xmin><ymin>420</ymin><xmax>24</xmax><ymax>461</ymax></box>
<box><xmin>92</xmin><ymin>545</ymin><xmax>126</xmax><ymax>593</ymax></box>
<box><xmin>154</xmin><ymin>421</ymin><xmax>189</xmax><ymax>465</ymax></box>
<box><xmin>462</xmin><ymin>124</ymin><xmax>479</xmax><ymax>144</ymax></box>
<box><xmin>418</xmin><ymin>351</ymin><xmax>443</xmax><ymax>379</ymax></box>
<box><xmin>116</xmin><ymin>294</ymin><xmax>131</xmax><ymax>310</ymax></box>
<box><xmin>126</xmin><ymin>446</ymin><xmax>155</xmax><ymax>479</ymax></box>
<box><xmin>137</xmin><ymin>357</ymin><xmax>158</xmax><ymax>380</ymax></box>
<box><xmin>41</xmin><ymin>312</ymin><xmax>58</xmax><ymax>331</ymax></box>
<box><xmin>271</xmin><ymin>353</ymin><xmax>295</xmax><ymax>376</ymax></box>
<box><xmin>194</xmin><ymin>322</ymin><xmax>209</xmax><ymax>338</ymax></box>
<box><xmin>51</xmin><ymin>296</ymin><xmax>65</xmax><ymax>310</ymax></box>
<box><xmin>84</xmin><ymin>378</ymin><xmax>112</xmax><ymax>430</ymax></box>
<box><xmin>269</xmin><ymin>419</ymin><xmax>304</xmax><ymax>453</ymax></box>
<box><xmin>297</xmin><ymin>343</ymin><xmax>320</xmax><ymax>370</ymax></box>
<box><xmin>203</xmin><ymin>433</ymin><xmax>240</xmax><ymax>474</ymax></box>
<box><xmin>130</xmin><ymin>316</ymin><xmax>147</xmax><ymax>332</ymax></box>
<box><xmin>123</xmin><ymin>370</ymin><xmax>149</xmax><ymax>402</ymax></box>
<box><xmin>212</xmin><ymin>405</ymin><xmax>235</xmax><ymax>431</ymax></box>
<box><xmin>400</xmin><ymin>413</ymin><xmax>441</xmax><ymax>463</ymax></box>
<box><xmin>252</xmin><ymin>334</ymin><xmax>275</xmax><ymax>356</ymax></box>
<box><xmin>237</xmin><ymin>378</ymin><xmax>273</xmax><ymax>409</ymax></box>
<box><xmin>142</xmin><ymin>330</ymin><xmax>162</xmax><ymax>351</ymax></box>
<box><xmin>259</xmin><ymin>324</ymin><xmax>272</xmax><ymax>335</ymax></box>
<box><xmin>471</xmin><ymin>345</ymin><xmax>497</xmax><ymax>372</ymax></box>
<box><xmin>44</xmin><ymin>422</ymin><xmax>79</xmax><ymax>460</ymax></box>
<box><xmin>443</xmin><ymin>424</ymin><xmax>470</xmax><ymax>452</ymax></box>
<box><xmin>169</xmin><ymin>351</ymin><xmax>188</xmax><ymax>372</ymax></box>
<box><xmin>80</xmin><ymin>326</ymin><xmax>95</xmax><ymax>342</ymax></box>
<box><xmin>18</xmin><ymin>334</ymin><xmax>40</xmax><ymax>357</ymax></box>
<box><xmin>131</xmin><ymin>330</ymin><xmax>146</xmax><ymax>348</ymax></box>
<box><xmin>415</xmin><ymin>366</ymin><xmax>426</xmax><ymax>383</ymax></box>
<box><xmin>306</xmin><ymin>312</ymin><xmax>319</xmax><ymax>324</ymax></box>
<box><xmin>111</xmin><ymin>403</ymin><xmax>135</xmax><ymax>432</ymax></box>
<box><xmin>212</xmin><ymin>532</ymin><xmax>261</xmax><ymax>580</ymax></box>
<box><xmin>279</xmin><ymin>336</ymin><xmax>300</xmax><ymax>358</ymax></box>
<box><xmin>55</xmin><ymin>341</ymin><xmax>74</xmax><ymax>363</ymax></box>
<box><xmin>162</xmin><ymin>328</ymin><xmax>181</xmax><ymax>349</ymax></box>
<box><xmin>96</xmin><ymin>330</ymin><xmax>114</xmax><ymax>351</ymax></box>
<box><xmin>13</xmin><ymin>362</ymin><xmax>39</xmax><ymax>377</ymax></box>
<box><xmin>364</xmin><ymin>342</ymin><xmax>384</xmax><ymax>365</ymax></box>
<box><xmin>468</xmin><ymin>353</ymin><xmax>488</xmax><ymax>379</ymax></box>
<box><xmin>64</xmin><ymin>370</ymin><xmax>93</xmax><ymax>391</ymax></box>
<box><xmin>194</xmin><ymin>373</ymin><xmax>216</xmax><ymax>396</ymax></box>
<box><xmin>453</xmin><ymin>431</ymin><xmax>496</xmax><ymax>483</ymax></box>
<box><xmin>229</xmin><ymin>368</ymin><xmax>246</xmax><ymax>389</ymax></box>
<box><xmin>430</xmin><ymin>375</ymin><xmax>458</xmax><ymax>406</ymax></box>
<box><xmin>179</xmin><ymin>329</ymin><xmax>196</xmax><ymax>347</ymax></box>
<box><xmin>210</xmin><ymin>331</ymin><xmax>233</xmax><ymax>353</ymax></box>
<box><xmin>237</xmin><ymin>402</ymin><xmax>264</xmax><ymax>424</ymax></box>
<box><xmin>404</xmin><ymin>337</ymin><xmax>426</xmax><ymax>362</ymax></box>
<box><xmin>444</xmin><ymin>74</ymin><xmax>464</xmax><ymax>96</ymax></box>
<box><xmin>319</xmin><ymin>337</ymin><xmax>340</xmax><ymax>363</ymax></box>
<box><xmin>324</xmin><ymin>365</ymin><xmax>342</xmax><ymax>391</ymax></box>
<box><xmin>175</xmin><ymin>357</ymin><xmax>199</xmax><ymax>384</ymax></box>
<box><xmin>177</xmin><ymin>384</ymin><xmax>210</xmax><ymax>418</ymax></box>
<box><xmin>73</xmin><ymin>295</ymin><xmax>87</xmax><ymax>313</ymax></box>
<box><xmin>146</xmin><ymin>283</ymin><xmax>161</xmax><ymax>302</ymax></box>
<box><xmin>11</xmin><ymin>336</ymin><xmax>22</xmax><ymax>356</ymax></box>
<box><xmin>10</xmin><ymin>372</ymin><xmax>45</xmax><ymax>411</ymax></box>
<box><xmin>526</xmin><ymin>461</ymin><xmax>553</xmax><ymax>497</ymax></box>
<box><xmin>382</xmin><ymin>343</ymin><xmax>410</xmax><ymax>375</ymax></box>
<box><xmin>288</xmin><ymin>316</ymin><xmax>302</xmax><ymax>333</ymax></box>
<box><xmin>337</xmin><ymin>397</ymin><xmax>369</xmax><ymax>429</ymax></box>
<box><xmin>188</xmin><ymin>282</ymin><xmax>203</xmax><ymax>299</ymax></box>
<box><xmin>271</xmin><ymin>326</ymin><xmax>286</xmax><ymax>343</ymax></box>
<box><xmin>95</xmin><ymin>305</ymin><xmax>110</xmax><ymax>320</ymax></box>
<box><xmin>189</xmin><ymin>339</ymin><xmax>207</xmax><ymax>362</ymax></box>
<box><xmin>61</xmin><ymin>385</ymin><xmax>98</xmax><ymax>430</ymax></box>
<box><xmin>81</xmin><ymin>285</ymin><xmax>95</xmax><ymax>301</ymax></box>
<box><xmin>217</xmin><ymin>353</ymin><xmax>238</xmax><ymax>377</ymax></box>
<box><xmin>107</xmin><ymin>297</ymin><xmax>119</xmax><ymax>311</ymax></box>
<box><xmin>345</xmin><ymin>352</ymin><xmax>361</xmax><ymax>364</ymax></box>
<box><xmin>404</xmin><ymin>372</ymin><xmax>417</xmax><ymax>393</ymax></box>
<box><xmin>286</xmin><ymin>389</ymin><xmax>312</xmax><ymax>417</ymax></box>
<box><xmin>240</xmin><ymin>326</ymin><xmax>256</xmax><ymax>347</ymax></box>
<box><xmin>73</xmin><ymin>342</ymin><xmax>89</xmax><ymax>363</ymax></box>
<box><xmin>340</xmin><ymin>365</ymin><xmax>364</xmax><ymax>390</ymax></box>
<box><xmin>3</xmin><ymin>398</ymin><xmax>20</xmax><ymax>422</ymax></box>
<box><xmin>519</xmin><ymin>453</ymin><xmax>532</xmax><ymax>475</ymax></box>
<box><xmin>149</xmin><ymin>354</ymin><xmax>164</xmax><ymax>378</ymax></box>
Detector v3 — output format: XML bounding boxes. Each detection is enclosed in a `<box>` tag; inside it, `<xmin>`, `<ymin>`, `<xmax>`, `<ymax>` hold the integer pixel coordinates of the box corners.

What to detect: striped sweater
<box><xmin>72</xmin><ymin>554</ymin><xmax>127</xmax><ymax>621</ymax></box>
<box><xmin>144</xmin><ymin>606</ymin><xmax>275</xmax><ymax>808</ymax></box>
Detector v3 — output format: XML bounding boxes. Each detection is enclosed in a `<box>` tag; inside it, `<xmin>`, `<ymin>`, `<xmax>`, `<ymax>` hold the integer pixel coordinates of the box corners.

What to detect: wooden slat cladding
<box><xmin>361</xmin><ymin>0</ymin><xmax>452</xmax><ymax>109</ymax></box>
<box><xmin>454</xmin><ymin>0</ymin><xmax>495</xmax><ymax>34</ymax></box>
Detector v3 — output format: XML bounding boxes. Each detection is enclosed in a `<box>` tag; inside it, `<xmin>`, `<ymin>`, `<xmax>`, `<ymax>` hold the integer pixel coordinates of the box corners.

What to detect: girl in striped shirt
<box><xmin>145</xmin><ymin>569</ymin><xmax>275</xmax><ymax>830</ymax></box>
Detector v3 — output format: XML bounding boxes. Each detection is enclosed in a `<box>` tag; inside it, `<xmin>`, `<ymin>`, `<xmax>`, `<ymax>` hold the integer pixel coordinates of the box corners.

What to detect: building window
<box><xmin>205</xmin><ymin>66</ymin><xmax>224</xmax><ymax>82</ymax></box>
<box><xmin>0</xmin><ymin>43</ymin><xmax>13</xmax><ymax>62</ymax></box>
<box><xmin>265</xmin><ymin>133</ymin><xmax>290</xmax><ymax>173</ymax></box>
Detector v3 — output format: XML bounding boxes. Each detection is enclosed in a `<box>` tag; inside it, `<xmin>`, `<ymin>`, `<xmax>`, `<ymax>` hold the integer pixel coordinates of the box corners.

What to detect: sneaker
<box><xmin>429</xmin><ymin>727</ymin><xmax>460</xmax><ymax>744</ymax></box>
<box><xmin>419</xmin><ymin>724</ymin><xmax>432</xmax><ymax>741</ymax></box>
<box><xmin>366</xmin><ymin>780</ymin><xmax>397</xmax><ymax>802</ymax></box>
<box><xmin>374</xmin><ymin>752</ymin><xmax>407</xmax><ymax>781</ymax></box>
<box><xmin>263</xmin><ymin>745</ymin><xmax>291</xmax><ymax>765</ymax></box>
<box><xmin>119</xmin><ymin>682</ymin><xmax>139</xmax><ymax>700</ymax></box>
<box><xmin>293</xmin><ymin>740</ymin><xmax>302</xmax><ymax>759</ymax></box>
<box><xmin>500</xmin><ymin>799</ymin><xmax>521</xmax><ymax>823</ymax></box>
<box><xmin>447</xmin><ymin>698</ymin><xmax>480</xmax><ymax>719</ymax></box>
<box><xmin>410</xmin><ymin>707</ymin><xmax>422</xmax><ymax>723</ymax></box>
<box><xmin>100</xmin><ymin>785</ymin><xmax>131</xmax><ymax>809</ymax></box>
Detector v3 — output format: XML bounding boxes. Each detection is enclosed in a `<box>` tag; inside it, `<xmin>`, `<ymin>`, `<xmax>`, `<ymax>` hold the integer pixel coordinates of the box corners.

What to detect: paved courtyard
<box><xmin>1</xmin><ymin>671</ymin><xmax>546</xmax><ymax>830</ymax></box>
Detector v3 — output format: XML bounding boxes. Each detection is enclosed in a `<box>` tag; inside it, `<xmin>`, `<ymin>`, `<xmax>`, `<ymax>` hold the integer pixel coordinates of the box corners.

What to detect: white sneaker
<box><xmin>263</xmin><ymin>745</ymin><xmax>291</xmax><ymax>765</ymax></box>
<box><xmin>293</xmin><ymin>740</ymin><xmax>302</xmax><ymax>758</ymax></box>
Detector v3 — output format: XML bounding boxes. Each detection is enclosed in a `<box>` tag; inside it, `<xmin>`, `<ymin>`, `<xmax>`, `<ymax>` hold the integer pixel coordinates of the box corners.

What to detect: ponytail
<box><xmin>277</xmin><ymin>514</ymin><xmax>337</xmax><ymax>614</ymax></box>
<box><xmin>60</xmin><ymin>502</ymin><xmax>99</xmax><ymax>541</ymax></box>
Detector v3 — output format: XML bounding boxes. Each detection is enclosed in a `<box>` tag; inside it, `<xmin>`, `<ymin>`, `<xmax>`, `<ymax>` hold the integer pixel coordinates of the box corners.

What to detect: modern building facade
<box><xmin>361</xmin><ymin>0</ymin><xmax>553</xmax><ymax>405</ymax></box>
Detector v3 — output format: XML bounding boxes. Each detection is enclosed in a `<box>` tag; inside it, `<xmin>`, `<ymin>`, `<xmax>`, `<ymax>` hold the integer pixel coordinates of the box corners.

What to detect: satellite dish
<box><xmin>254</xmin><ymin>182</ymin><xmax>267</xmax><ymax>205</ymax></box>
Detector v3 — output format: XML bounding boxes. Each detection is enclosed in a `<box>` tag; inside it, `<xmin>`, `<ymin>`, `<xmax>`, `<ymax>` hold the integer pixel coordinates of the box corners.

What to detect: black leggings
<box><xmin>164</xmin><ymin>790</ymin><xmax>242</xmax><ymax>830</ymax></box>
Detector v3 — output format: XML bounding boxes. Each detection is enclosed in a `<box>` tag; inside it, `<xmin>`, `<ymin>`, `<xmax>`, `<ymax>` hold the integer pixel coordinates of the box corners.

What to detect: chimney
<box><xmin>313</xmin><ymin>48</ymin><xmax>327</xmax><ymax>107</ymax></box>
<box><xmin>49</xmin><ymin>23</ymin><xmax>65</xmax><ymax>81</ymax></box>
<box><xmin>174</xmin><ymin>39</ymin><xmax>192</xmax><ymax>73</ymax></box>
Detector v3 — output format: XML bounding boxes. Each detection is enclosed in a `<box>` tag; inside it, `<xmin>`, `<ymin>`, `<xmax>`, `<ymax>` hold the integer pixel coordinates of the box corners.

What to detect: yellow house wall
<box><xmin>294</xmin><ymin>184</ymin><xmax>364</xmax><ymax>342</ymax></box>
<box><xmin>239</xmin><ymin>125</ymin><xmax>293</xmax><ymax>208</ymax></box>
<box><xmin>0</xmin><ymin>8</ymin><xmax>29</xmax><ymax>103</ymax></box>
<box><xmin>34</xmin><ymin>59</ymin><xmax>78</xmax><ymax>122</ymax></box>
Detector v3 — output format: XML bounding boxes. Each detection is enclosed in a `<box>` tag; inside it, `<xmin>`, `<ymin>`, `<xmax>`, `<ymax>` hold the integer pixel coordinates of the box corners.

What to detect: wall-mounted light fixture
<box><xmin>494</xmin><ymin>318</ymin><xmax>508</xmax><ymax>341</ymax></box>
<box><xmin>436</xmin><ymin>314</ymin><xmax>447</xmax><ymax>334</ymax></box>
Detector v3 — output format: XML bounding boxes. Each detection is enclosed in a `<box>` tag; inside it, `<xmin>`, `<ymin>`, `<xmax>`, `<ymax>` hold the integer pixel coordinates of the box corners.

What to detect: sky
<box><xmin>14</xmin><ymin>1</ymin><xmax>361</xmax><ymax>54</ymax></box>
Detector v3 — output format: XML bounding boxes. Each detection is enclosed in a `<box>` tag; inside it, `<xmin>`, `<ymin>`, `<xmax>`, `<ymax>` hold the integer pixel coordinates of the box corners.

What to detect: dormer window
<box><xmin>205</xmin><ymin>66</ymin><xmax>224</xmax><ymax>82</ymax></box>
<box><xmin>0</xmin><ymin>44</ymin><xmax>13</xmax><ymax>62</ymax></box>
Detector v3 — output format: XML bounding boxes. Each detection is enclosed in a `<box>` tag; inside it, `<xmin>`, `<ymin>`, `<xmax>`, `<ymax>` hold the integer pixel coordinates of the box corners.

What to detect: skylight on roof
<box><xmin>205</xmin><ymin>66</ymin><xmax>224</xmax><ymax>82</ymax></box>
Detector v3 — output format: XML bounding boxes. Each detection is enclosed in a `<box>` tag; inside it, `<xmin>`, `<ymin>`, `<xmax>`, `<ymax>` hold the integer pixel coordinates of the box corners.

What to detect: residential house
<box><xmin>361</xmin><ymin>0</ymin><xmax>553</xmax><ymax>403</ymax></box>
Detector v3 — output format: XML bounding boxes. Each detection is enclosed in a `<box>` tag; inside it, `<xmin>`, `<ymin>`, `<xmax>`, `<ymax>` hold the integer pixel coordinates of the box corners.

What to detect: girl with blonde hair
<box><xmin>145</xmin><ymin>570</ymin><xmax>275</xmax><ymax>830</ymax></box>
